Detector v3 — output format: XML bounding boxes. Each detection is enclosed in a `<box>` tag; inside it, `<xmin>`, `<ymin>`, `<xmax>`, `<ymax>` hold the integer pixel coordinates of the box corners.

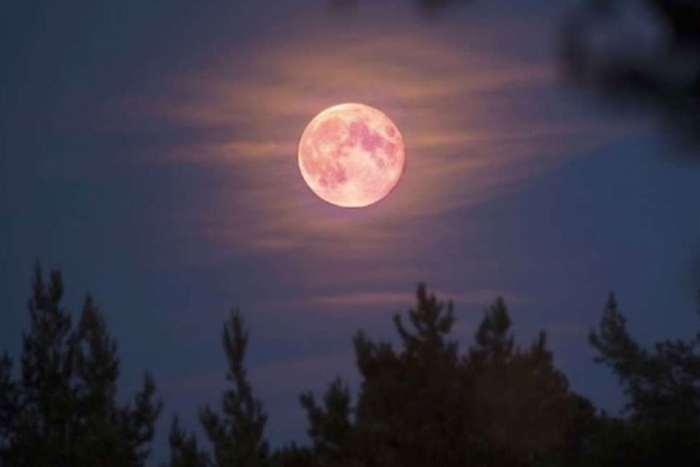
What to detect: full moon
<box><xmin>298</xmin><ymin>103</ymin><xmax>406</xmax><ymax>208</ymax></box>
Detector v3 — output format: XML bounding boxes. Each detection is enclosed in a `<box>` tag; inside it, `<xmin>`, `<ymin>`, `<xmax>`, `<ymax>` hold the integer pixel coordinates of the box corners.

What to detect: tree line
<box><xmin>2</xmin><ymin>264</ymin><xmax>700</xmax><ymax>466</ymax></box>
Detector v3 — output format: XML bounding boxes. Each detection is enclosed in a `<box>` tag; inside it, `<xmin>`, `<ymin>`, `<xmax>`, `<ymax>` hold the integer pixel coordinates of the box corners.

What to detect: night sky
<box><xmin>2</xmin><ymin>0</ymin><xmax>700</xmax><ymax>464</ymax></box>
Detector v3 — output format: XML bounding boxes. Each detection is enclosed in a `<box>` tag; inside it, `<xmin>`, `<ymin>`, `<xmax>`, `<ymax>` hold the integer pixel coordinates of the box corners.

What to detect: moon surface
<box><xmin>298</xmin><ymin>103</ymin><xmax>406</xmax><ymax>208</ymax></box>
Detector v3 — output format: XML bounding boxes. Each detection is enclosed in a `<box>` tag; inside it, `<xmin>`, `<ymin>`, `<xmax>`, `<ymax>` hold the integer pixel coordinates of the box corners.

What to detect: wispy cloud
<box><xmin>130</xmin><ymin>16</ymin><xmax>647</xmax><ymax>261</ymax></box>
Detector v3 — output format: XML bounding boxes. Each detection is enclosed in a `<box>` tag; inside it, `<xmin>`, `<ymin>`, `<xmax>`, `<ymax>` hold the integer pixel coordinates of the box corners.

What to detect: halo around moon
<box><xmin>298</xmin><ymin>103</ymin><xmax>406</xmax><ymax>208</ymax></box>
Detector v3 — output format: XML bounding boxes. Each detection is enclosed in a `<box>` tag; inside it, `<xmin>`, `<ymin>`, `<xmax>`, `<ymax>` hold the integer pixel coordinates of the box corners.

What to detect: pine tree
<box><xmin>163</xmin><ymin>416</ymin><xmax>210</xmax><ymax>467</ymax></box>
<box><xmin>589</xmin><ymin>293</ymin><xmax>700</xmax><ymax>466</ymax></box>
<box><xmin>353</xmin><ymin>283</ymin><xmax>467</xmax><ymax>467</ymax></box>
<box><xmin>267</xmin><ymin>442</ymin><xmax>316</xmax><ymax>467</ymax></box>
<box><xmin>0</xmin><ymin>264</ymin><xmax>162</xmax><ymax>466</ymax></box>
<box><xmin>299</xmin><ymin>377</ymin><xmax>356</xmax><ymax>466</ymax></box>
<box><xmin>466</xmin><ymin>298</ymin><xmax>580</xmax><ymax>466</ymax></box>
<box><xmin>199</xmin><ymin>310</ymin><xmax>269</xmax><ymax>467</ymax></box>
<box><xmin>301</xmin><ymin>284</ymin><xmax>588</xmax><ymax>467</ymax></box>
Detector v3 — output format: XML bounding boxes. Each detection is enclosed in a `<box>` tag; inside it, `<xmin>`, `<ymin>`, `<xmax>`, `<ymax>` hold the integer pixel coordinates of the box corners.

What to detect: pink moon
<box><xmin>298</xmin><ymin>103</ymin><xmax>406</xmax><ymax>208</ymax></box>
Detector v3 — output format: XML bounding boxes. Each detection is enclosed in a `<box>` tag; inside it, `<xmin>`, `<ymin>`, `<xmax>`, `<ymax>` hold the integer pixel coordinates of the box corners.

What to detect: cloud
<box><xmin>130</xmin><ymin>15</ymin><xmax>648</xmax><ymax>262</ymax></box>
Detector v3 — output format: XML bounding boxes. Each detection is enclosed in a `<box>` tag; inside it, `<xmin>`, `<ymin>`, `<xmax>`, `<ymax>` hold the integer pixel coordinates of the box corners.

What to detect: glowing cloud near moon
<box><xmin>298</xmin><ymin>103</ymin><xmax>406</xmax><ymax>208</ymax></box>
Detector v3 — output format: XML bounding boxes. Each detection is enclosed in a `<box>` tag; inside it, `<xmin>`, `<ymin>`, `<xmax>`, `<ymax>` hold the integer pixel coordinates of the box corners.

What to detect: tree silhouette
<box><xmin>161</xmin><ymin>282</ymin><xmax>700</xmax><ymax>467</ymax></box>
<box><xmin>351</xmin><ymin>284</ymin><xmax>466</xmax><ymax>467</ymax></box>
<box><xmin>163</xmin><ymin>416</ymin><xmax>210</xmax><ymax>467</ymax></box>
<box><xmin>297</xmin><ymin>284</ymin><xmax>589</xmax><ymax>467</ymax></box>
<box><xmin>589</xmin><ymin>293</ymin><xmax>700</xmax><ymax>466</ymax></box>
<box><xmin>330</xmin><ymin>1</ymin><xmax>700</xmax><ymax>148</ymax></box>
<box><xmin>300</xmin><ymin>377</ymin><xmax>355</xmax><ymax>466</ymax></box>
<box><xmin>466</xmin><ymin>298</ymin><xmax>592</xmax><ymax>467</ymax></box>
<box><xmin>8</xmin><ymin>265</ymin><xmax>700</xmax><ymax>466</ymax></box>
<box><xmin>0</xmin><ymin>264</ymin><xmax>161</xmax><ymax>466</ymax></box>
<box><xmin>179</xmin><ymin>310</ymin><xmax>269</xmax><ymax>467</ymax></box>
<box><xmin>268</xmin><ymin>443</ymin><xmax>316</xmax><ymax>467</ymax></box>
<box><xmin>561</xmin><ymin>0</ymin><xmax>700</xmax><ymax>149</ymax></box>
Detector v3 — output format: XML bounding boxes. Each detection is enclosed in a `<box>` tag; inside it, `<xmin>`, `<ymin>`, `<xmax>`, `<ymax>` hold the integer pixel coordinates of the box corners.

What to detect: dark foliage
<box><xmin>333</xmin><ymin>0</ymin><xmax>700</xmax><ymax>149</ymax></box>
<box><xmin>0</xmin><ymin>264</ymin><xmax>162</xmax><ymax>466</ymax></box>
<box><xmin>561</xmin><ymin>0</ymin><xmax>700</xmax><ymax>150</ymax></box>
<box><xmin>293</xmin><ymin>284</ymin><xmax>590</xmax><ymax>467</ymax></box>
<box><xmin>6</xmin><ymin>267</ymin><xmax>700</xmax><ymax>466</ymax></box>
<box><xmin>268</xmin><ymin>443</ymin><xmax>316</xmax><ymax>467</ymax></box>
<box><xmin>166</xmin><ymin>310</ymin><xmax>270</xmax><ymax>467</ymax></box>
<box><xmin>588</xmin><ymin>293</ymin><xmax>700</xmax><ymax>466</ymax></box>
<box><xmin>163</xmin><ymin>416</ymin><xmax>209</xmax><ymax>467</ymax></box>
<box><xmin>199</xmin><ymin>310</ymin><xmax>269</xmax><ymax>467</ymax></box>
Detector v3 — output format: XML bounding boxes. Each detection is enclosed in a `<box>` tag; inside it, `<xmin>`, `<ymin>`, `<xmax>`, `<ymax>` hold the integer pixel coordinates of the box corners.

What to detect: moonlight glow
<box><xmin>298</xmin><ymin>103</ymin><xmax>406</xmax><ymax>208</ymax></box>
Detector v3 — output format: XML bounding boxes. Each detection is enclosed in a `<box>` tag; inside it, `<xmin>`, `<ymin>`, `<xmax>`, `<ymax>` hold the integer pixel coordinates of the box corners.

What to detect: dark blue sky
<box><xmin>2</xmin><ymin>0</ymin><xmax>700</xmax><ymax>464</ymax></box>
